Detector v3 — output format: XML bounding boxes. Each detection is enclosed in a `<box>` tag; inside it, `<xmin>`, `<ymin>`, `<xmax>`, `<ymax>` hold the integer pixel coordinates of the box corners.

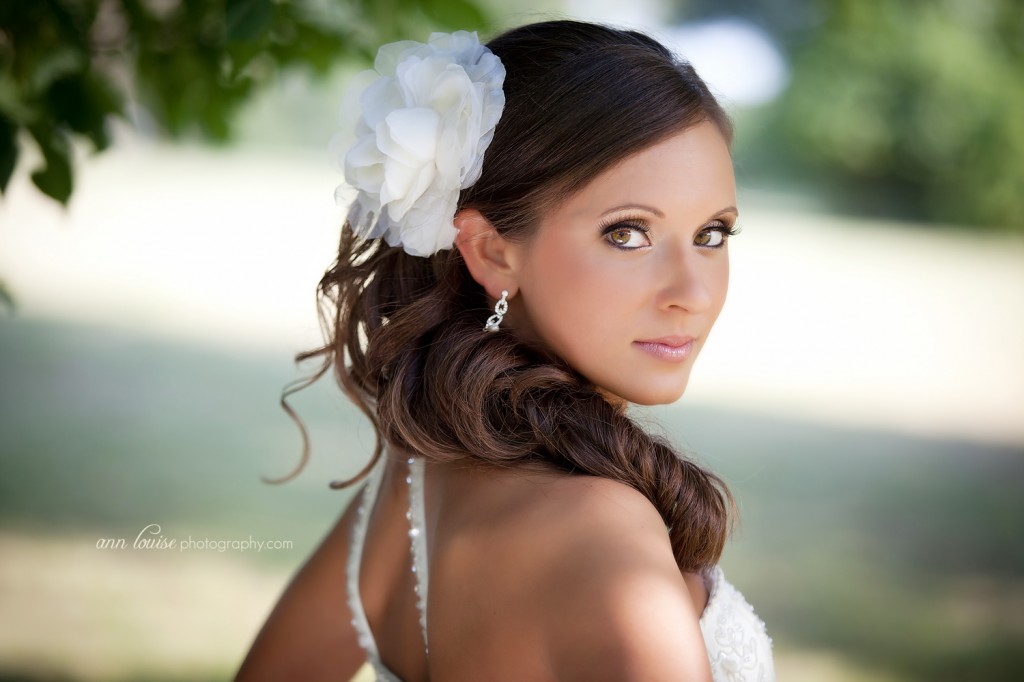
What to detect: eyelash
<box><xmin>599</xmin><ymin>218</ymin><xmax>650</xmax><ymax>249</ymax></box>
<box><xmin>599</xmin><ymin>216</ymin><xmax>741</xmax><ymax>250</ymax></box>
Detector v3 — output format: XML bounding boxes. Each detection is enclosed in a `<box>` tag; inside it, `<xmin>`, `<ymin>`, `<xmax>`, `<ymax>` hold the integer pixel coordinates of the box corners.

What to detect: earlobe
<box><xmin>453</xmin><ymin>208</ymin><xmax>521</xmax><ymax>300</ymax></box>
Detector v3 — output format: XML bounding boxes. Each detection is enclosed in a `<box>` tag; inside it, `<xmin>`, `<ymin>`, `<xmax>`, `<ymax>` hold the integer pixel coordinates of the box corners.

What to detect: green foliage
<box><xmin>0</xmin><ymin>0</ymin><xmax>490</xmax><ymax>206</ymax></box>
<box><xmin>0</xmin><ymin>278</ymin><xmax>13</xmax><ymax>312</ymax></box>
<box><xmin>772</xmin><ymin>0</ymin><xmax>1024</xmax><ymax>231</ymax></box>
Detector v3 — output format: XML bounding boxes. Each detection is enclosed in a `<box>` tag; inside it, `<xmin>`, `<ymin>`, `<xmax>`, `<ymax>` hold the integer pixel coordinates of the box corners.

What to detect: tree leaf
<box><xmin>27</xmin><ymin>124</ymin><xmax>72</xmax><ymax>205</ymax></box>
<box><xmin>27</xmin><ymin>47</ymin><xmax>85</xmax><ymax>96</ymax></box>
<box><xmin>45</xmin><ymin>71</ymin><xmax>124</xmax><ymax>152</ymax></box>
<box><xmin>225</xmin><ymin>0</ymin><xmax>273</xmax><ymax>42</ymax></box>
<box><xmin>0</xmin><ymin>113</ymin><xmax>18</xmax><ymax>194</ymax></box>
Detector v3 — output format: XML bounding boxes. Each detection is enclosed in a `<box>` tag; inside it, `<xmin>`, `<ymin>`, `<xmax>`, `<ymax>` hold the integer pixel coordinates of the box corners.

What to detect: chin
<box><xmin>631</xmin><ymin>391</ymin><xmax>687</xmax><ymax>406</ymax></box>
<box><xmin>613</xmin><ymin>378</ymin><xmax>691</xmax><ymax>407</ymax></box>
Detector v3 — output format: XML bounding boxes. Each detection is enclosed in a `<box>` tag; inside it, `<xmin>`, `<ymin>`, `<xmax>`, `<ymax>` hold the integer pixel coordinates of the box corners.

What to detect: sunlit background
<box><xmin>1</xmin><ymin>0</ymin><xmax>1023</xmax><ymax>680</ymax></box>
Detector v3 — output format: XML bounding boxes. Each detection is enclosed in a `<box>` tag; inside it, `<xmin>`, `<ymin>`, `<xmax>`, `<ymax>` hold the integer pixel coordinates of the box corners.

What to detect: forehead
<box><xmin>560</xmin><ymin>121</ymin><xmax>735</xmax><ymax>220</ymax></box>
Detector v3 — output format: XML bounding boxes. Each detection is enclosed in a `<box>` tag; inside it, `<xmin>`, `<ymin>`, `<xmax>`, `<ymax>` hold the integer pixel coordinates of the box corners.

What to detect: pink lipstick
<box><xmin>633</xmin><ymin>336</ymin><xmax>695</xmax><ymax>362</ymax></box>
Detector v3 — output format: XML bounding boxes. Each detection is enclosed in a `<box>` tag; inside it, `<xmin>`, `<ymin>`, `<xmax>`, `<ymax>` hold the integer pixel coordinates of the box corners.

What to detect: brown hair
<box><xmin>277</xmin><ymin>20</ymin><xmax>735</xmax><ymax>573</ymax></box>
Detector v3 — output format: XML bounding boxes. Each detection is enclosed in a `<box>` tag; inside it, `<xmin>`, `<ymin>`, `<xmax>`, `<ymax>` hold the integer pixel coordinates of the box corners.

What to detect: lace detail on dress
<box><xmin>699</xmin><ymin>566</ymin><xmax>776</xmax><ymax>682</ymax></box>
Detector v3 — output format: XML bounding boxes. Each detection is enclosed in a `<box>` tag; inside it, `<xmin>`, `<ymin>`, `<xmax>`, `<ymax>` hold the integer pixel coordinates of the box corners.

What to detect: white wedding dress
<box><xmin>347</xmin><ymin>454</ymin><xmax>776</xmax><ymax>681</ymax></box>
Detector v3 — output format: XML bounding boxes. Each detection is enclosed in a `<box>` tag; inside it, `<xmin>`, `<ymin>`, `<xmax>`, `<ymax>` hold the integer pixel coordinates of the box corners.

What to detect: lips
<box><xmin>635</xmin><ymin>335</ymin><xmax>695</xmax><ymax>348</ymax></box>
<box><xmin>633</xmin><ymin>335</ymin><xmax>695</xmax><ymax>362</ymax></box>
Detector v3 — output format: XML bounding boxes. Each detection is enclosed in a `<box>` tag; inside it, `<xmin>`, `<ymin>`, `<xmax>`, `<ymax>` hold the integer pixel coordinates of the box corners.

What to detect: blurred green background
<box><xmin>2</xmin><ymin>1</ymin><xmax>1023</xmax><ymax>681</ymax></box>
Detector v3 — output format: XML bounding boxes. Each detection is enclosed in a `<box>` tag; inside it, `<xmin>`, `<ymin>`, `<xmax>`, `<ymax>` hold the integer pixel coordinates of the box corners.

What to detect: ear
<box><xmin>453</xmin><ymin>208</ymin><xmax>523</xmax><ymax>300</ymax></box>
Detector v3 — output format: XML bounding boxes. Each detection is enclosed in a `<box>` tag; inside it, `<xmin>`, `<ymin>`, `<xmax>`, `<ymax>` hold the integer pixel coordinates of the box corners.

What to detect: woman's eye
<box><xmin>604</xmin><ymin>224</ymin><xmax>650</xmax><ymax>249</ymax></box>
<box><xmin>695</xmin><ymin>224</ymin><xmax>734</xmax><ymax>248</ymax></box>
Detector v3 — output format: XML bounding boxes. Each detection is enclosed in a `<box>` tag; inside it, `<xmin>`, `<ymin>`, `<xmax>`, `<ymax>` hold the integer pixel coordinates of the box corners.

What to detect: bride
<box><xmin>237</xmin><ymin>19</ymin><xmax>775</xmax><ymax>681</ymax></box>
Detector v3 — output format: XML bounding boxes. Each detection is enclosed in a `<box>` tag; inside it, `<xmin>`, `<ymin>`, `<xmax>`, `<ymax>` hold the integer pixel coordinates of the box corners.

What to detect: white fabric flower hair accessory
<box><xmin>331</xmin><ymin>31</ymin><xmax>506</xmax><ymax>258</ymax></box>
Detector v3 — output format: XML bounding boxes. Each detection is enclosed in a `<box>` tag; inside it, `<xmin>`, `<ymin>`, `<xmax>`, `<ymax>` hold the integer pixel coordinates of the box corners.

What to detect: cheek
<box><xmin>525</xmin><ymin>250</ymin><xmax>592</xmax><ymax>331</ymax></box>
<box><xmin>712</xmin><ymin>256</ymin><xmax>730</xmax><ymax>314</ymax></box>
<box><xmin>521</xmin><ymin>243</ymin><xmax>638</xmax><ymax>352</ymax></box>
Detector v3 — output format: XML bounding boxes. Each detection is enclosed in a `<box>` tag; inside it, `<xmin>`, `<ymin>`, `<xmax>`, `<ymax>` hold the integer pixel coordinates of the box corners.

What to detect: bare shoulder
<box><xmin>429</xmin><ymin>465</ymin><xmax>712</xmax><ymax>681</ymax></box>
<box><xmin>532</xmin><ymin>476</ymin><xmax>712</xmax><ymax>680</ymax></box>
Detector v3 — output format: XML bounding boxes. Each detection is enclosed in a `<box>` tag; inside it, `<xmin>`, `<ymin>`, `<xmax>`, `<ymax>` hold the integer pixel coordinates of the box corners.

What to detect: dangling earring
<box><xmin>484</xmin><ymin>290</ymin><xmax>509</xmax><ymax>332</ymax></box>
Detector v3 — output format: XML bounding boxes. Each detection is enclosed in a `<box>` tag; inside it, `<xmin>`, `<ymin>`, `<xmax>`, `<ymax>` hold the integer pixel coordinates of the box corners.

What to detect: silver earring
<box><xmin>484</xmin><ymin>290</ymin><xmax>509</xmax><ymax>332</ymax></box>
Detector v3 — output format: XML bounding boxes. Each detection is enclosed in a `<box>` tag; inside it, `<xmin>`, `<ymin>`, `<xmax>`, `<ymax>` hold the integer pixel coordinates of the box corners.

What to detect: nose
<box><xmin>657</xmin><ymin>245</ymin><xmax>715</xmax><ymax>314</ymax></box>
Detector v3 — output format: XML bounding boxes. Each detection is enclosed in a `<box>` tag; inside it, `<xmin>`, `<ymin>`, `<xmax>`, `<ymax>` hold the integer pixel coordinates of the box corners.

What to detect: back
<box><xmin>351</xmin><ymin>448</ymin><xmax>718</xmax><ymax>680</ymax></box>
<box><xmin>425</xmin><ymin>456</ymin><xmax>714</xmax><ymax>681</ymax></box>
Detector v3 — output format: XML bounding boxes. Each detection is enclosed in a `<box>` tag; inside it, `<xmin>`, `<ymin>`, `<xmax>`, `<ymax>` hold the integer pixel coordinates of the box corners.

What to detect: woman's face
<box><xmin>509</xmin><ymin>121</ymin><xmax>736</xmax><ymax>406</ymax></box>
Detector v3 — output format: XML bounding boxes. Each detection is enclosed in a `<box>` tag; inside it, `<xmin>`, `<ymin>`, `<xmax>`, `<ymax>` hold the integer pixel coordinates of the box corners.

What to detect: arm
<box><xmin>543</xmin><ymin>481</ymin><xmax>714</xmax><ymax>681</ymax></box>
<box><xmin>235</xmin><ymin>488</ymin><xmax>367</xmax><ymax>681</ymax></box>
<box><xmin>546</xmin><ymin>564</ymin><xmax>713</xmax><ymax>681</ymax></box>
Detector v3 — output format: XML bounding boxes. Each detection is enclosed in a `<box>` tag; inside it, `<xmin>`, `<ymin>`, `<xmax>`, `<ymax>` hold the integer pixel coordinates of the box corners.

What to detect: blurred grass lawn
<box><xmin>1</xmin><ymin>315</ymin><xmax>1022</xmax><ymax>681</ymax></box>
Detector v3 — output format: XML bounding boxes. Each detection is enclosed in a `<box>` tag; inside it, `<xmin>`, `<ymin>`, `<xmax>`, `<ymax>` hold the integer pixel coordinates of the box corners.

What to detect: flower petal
<box><xmin>332</xmin><ymin>30</ymin><xmax>506</xmax><ymax>256</ymax></box>
<box><xmin>381</xmin><ymin>108</ymin><xmax>440</xmax><ymax>162</ymax></box>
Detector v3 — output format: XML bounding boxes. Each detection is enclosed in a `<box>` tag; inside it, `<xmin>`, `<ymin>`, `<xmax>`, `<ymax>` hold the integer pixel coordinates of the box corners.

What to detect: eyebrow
<box><xmin>601</xmin><ymin>203</ymin><xmax>665</xmax><ymax>218</ymax></box>
<box><xmin>600</xmin><ymin>204</ymin><xmax>740</xmax><ymax>220</ymax></box>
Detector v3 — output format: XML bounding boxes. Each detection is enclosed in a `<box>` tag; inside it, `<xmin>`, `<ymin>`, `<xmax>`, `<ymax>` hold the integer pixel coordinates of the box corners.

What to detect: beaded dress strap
<box><xmin>346</xmin><ymin>455</ymin><xmax>403</xmax><ymax>681</ymax></box>
<box><xmin>406</xmin><ymin>456</ymin><xmax>430</xmax><ymax>654</ymax></box>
